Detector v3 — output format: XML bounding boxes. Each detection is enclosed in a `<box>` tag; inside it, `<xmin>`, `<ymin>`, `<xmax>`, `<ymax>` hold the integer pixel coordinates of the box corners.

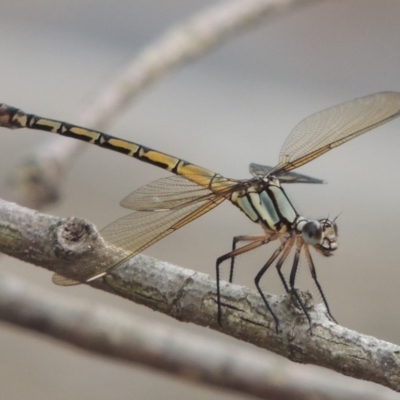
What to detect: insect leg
<box><xmin>274</xmin><ymin>235</ymin><xmax>296</xmax><ymax>293</ymax></box>
<box><xmin>304</xmin><ymin>244</ymin><xmax>337</xmax><ymax>323</ymax></box>
<box><xmin>288</xmin><ymin>240</ymin><xmax>312</xmax><ymax>329</ymax></box>
<box><xmin>229</xmin><ymin>234</ymin><xmax>267</xmax><ymax>283</ymax></box>
<box><xmin>254</xmin><ymin>236</ymin><xmax>292</xmax><ymax>333</ymax></box>
<box><xmin>216</xmin><ymin>234</ymin><xmax>276</xmax><ymax>326</ymax></box>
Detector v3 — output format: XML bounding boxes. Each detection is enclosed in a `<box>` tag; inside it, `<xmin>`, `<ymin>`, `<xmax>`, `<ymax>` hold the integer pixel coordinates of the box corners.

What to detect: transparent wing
<box><xmin>249</xmin><ymin>163</ymin><xmax>324</xmax><ymax>184</ymax></box>
<box><xmin>275</xmin><ymin>92</ymin><xmax>400</xmax><ymax>172</ymax></box>
<box><xmin>102</xmin><ymin>197</ymin><xmax>225</xmax><ymax>252</ymax></box>
<box><xmin>52</xmin><ymin>177</ymin><xmax>234</xmax><ymax>286</ymax></box>
<box><xmin>120</xmin><ymin>175</ymin><xmax>236</xmax><ymax>211</ymax></box>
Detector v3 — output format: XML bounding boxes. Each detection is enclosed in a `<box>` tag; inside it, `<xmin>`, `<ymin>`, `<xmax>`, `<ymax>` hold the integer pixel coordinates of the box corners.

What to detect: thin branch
<box><xmin>0</xmin><ymin>198</ymin><xmax>399</xmax><ymax>393</ymax></box>
<box><xmin>0</xmin><ymin>0</ymin><xmax>321</xmax><ymax>209</ymax></box>
<box><xmin>1</xmin><ymin>274</ymin><xmax>396</xmax><ymax>400</ymax></box>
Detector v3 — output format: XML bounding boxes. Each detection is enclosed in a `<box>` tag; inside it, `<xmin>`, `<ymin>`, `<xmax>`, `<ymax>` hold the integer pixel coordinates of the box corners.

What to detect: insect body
<box><xmin>1</xmin><ymin>91</ymin><xmax>400</xmax><ymax>330</ymax></box>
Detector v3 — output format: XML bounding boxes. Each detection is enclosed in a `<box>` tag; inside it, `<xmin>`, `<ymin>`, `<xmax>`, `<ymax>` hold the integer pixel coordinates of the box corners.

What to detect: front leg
<box><xmin>304</xmin><ymin>244</ymin><xmax>337</xmax><ymax>323</ymax></box>
<box><xmin>288</xmin><ymin>239</ymin><xmax>313</xmax><ymax>330</ymax></box>
<box><xmin>274</xmin><ymin>235</ymin><xmax>296</xmax><ymax>293</ymax></box>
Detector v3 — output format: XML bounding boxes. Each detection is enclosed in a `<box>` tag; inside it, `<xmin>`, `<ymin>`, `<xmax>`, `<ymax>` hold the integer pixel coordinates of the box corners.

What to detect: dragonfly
<box><xmin>1</xmin><ymin>91</ymin><xmax>400</xmax><ymax>332</ymax></box>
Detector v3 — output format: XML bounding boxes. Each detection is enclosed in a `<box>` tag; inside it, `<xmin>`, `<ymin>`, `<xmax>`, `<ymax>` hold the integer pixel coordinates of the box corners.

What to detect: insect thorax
<box><xmin>229</xmin><ymin>178</ymin><xmax>299</xmax><ymax>233</ymax></box>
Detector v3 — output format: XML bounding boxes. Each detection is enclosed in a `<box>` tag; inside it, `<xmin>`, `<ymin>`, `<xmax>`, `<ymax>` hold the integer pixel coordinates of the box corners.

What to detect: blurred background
<box><xmin>1</xmin><ymin>0</ymin><xmax>400</xmax><ymax>398</ymax></box>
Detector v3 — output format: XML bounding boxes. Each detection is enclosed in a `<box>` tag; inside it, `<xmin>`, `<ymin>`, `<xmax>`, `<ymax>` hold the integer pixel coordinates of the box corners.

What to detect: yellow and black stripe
<box><xmin>0</xmin><ymin>104</ymin><xmax>222</xmax><ymax>189</ymax></box>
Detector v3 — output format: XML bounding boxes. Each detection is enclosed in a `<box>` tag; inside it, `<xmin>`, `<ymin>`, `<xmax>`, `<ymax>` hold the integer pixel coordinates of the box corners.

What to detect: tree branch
<box><xmin>1</xmin><ymin>274</ymin><xmax>397</xmax><ymax>400</ymax></box>
<box><xmin>0</xmin><ymin>198</ymin><xmax>399</xmax><ymax>393</ymax></box>
<box><xmin>2</xmin><ymin>271</ymin><xmax>398</xmax><ymax>400</ymax></box>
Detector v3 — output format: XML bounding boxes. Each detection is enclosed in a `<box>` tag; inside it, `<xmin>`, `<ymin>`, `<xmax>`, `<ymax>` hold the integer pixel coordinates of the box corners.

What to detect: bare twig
<box><xmin>0</xmin><ymin>273</ymin><xmax>397</xmax><ymax>400</ymax></box>
<box><xmin>0</xmin><ymin>0</ymin><xmax>320</xmax><ymax>209</ymax></box>
<box><xmin>0</xmin><ymin>198</ymin><xmax>399</xmax><ymax>393</ymax></box>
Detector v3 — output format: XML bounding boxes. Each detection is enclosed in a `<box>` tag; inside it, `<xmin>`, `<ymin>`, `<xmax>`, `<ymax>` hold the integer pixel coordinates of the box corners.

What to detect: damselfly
<box><xmin>1</xmin><ymin>91</ymin><xmax>400</xmax><ymax>331</ymax></box>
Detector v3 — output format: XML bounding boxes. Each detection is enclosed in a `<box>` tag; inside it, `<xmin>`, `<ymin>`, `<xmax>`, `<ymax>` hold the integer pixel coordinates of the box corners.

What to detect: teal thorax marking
<box><xmin>230</xmin><ymin>177</ymin><xmax>300</xmax><ymax>232</ymax></box>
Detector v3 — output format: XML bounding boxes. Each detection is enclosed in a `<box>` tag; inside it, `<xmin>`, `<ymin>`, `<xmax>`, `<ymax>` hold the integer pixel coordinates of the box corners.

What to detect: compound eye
<box><xmin>302</xmin><ymin>221</ymin><xmax>322</xmax><ymax>245</ymax></box>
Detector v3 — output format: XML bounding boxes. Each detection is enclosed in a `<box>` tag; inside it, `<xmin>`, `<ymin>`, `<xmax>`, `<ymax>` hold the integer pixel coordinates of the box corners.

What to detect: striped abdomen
<box><xmin>0</xmin><ymin>104</ymin><xmax>226</xmax><ymax>190</ymax></box>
